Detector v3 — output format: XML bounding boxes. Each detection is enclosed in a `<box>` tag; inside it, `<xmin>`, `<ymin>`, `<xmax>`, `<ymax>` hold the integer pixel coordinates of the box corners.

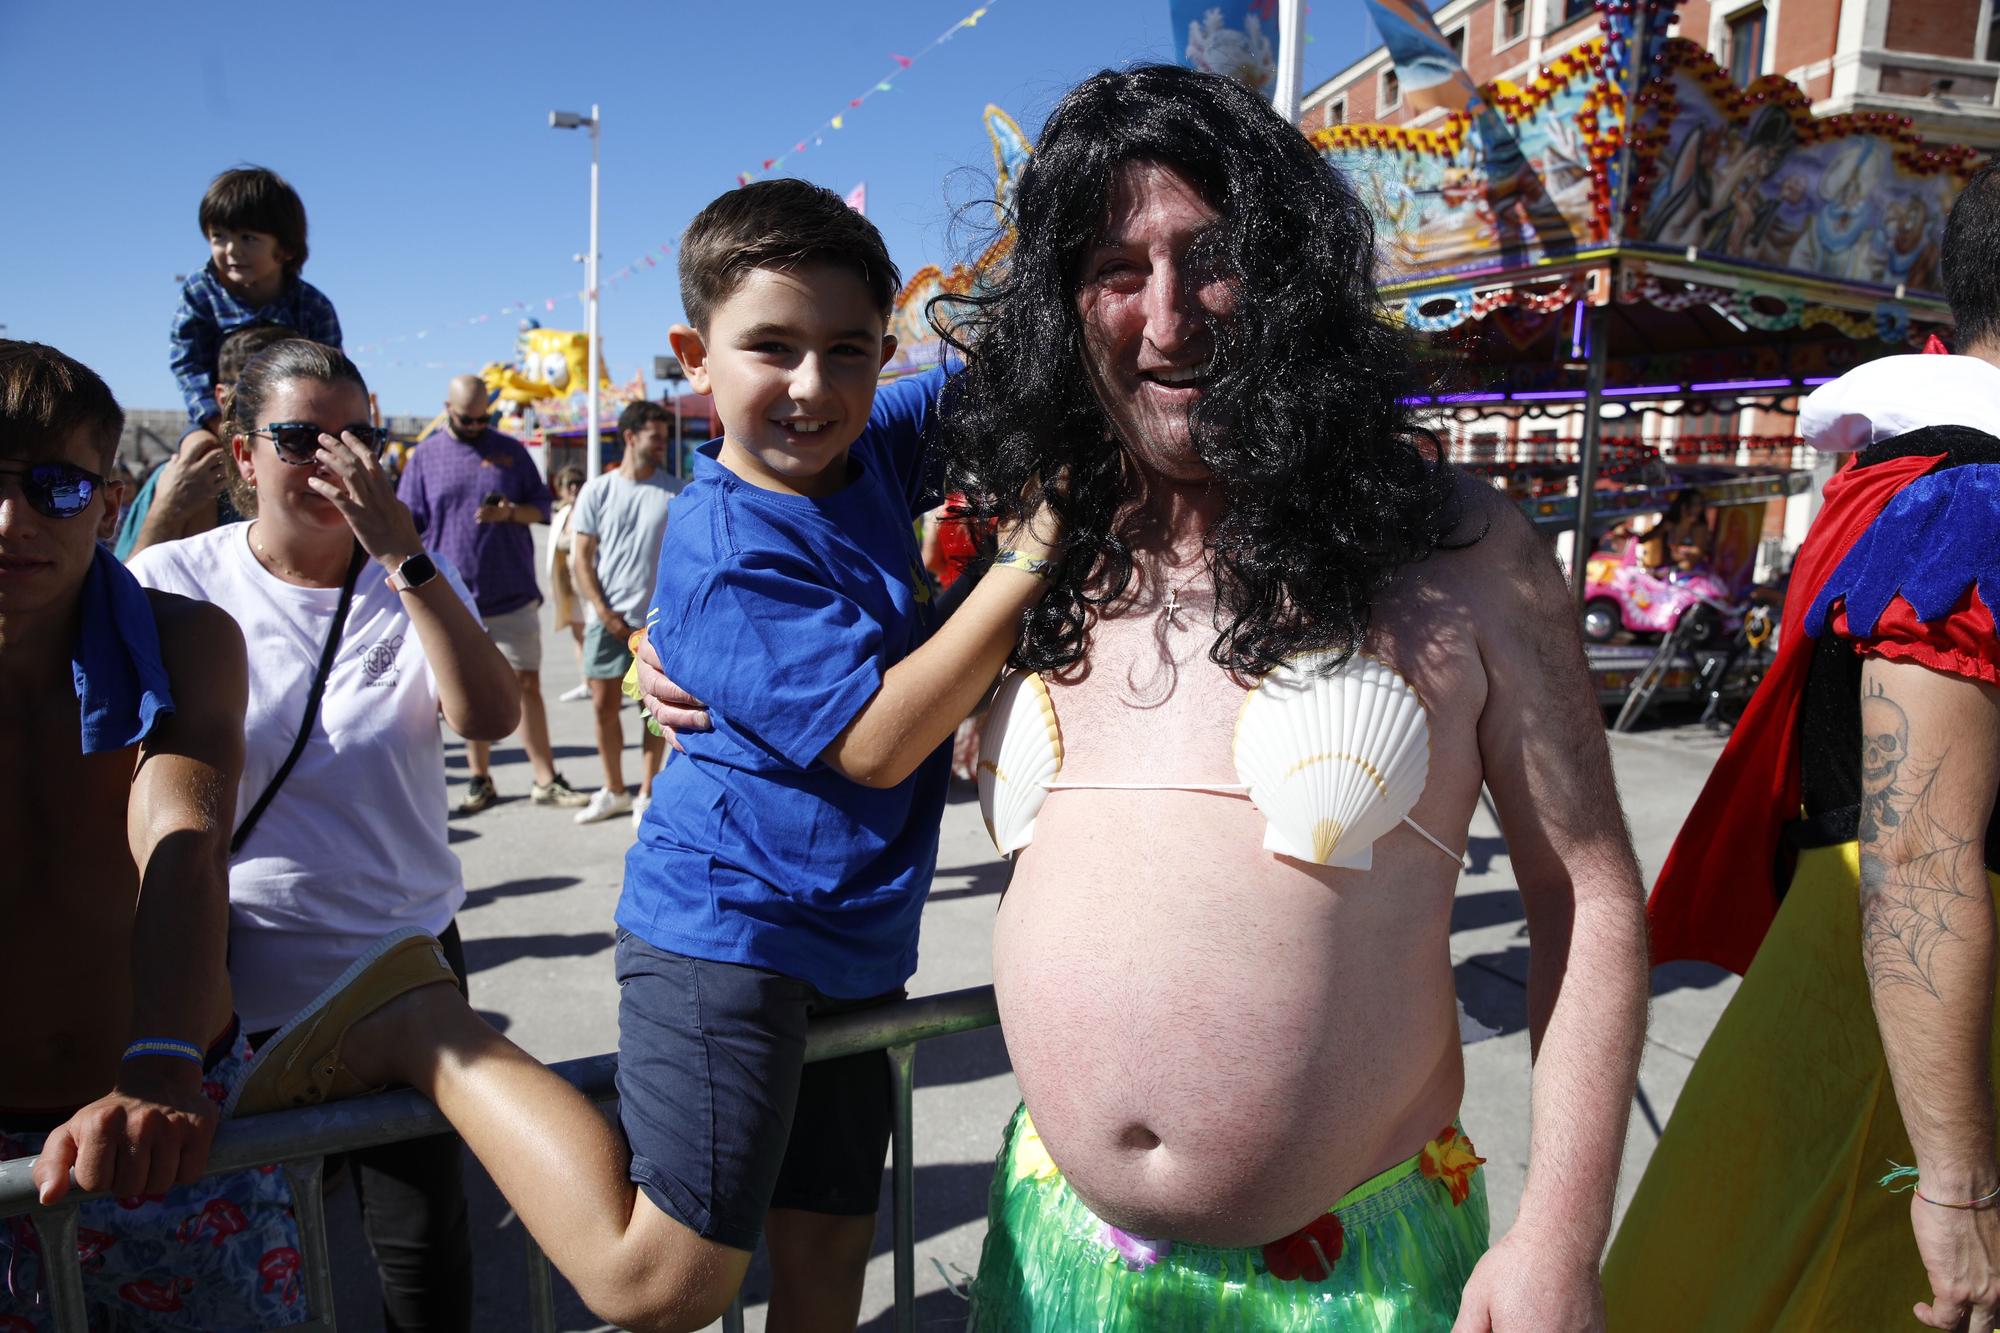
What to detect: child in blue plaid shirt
<box><xmin>169</xmin><ymin>167</ymin><xmax>341</xmax><ymax>437</ymax></box>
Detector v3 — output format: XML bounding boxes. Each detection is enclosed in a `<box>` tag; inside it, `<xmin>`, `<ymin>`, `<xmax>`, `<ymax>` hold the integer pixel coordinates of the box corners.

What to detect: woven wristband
<box><xmin>1918</xmin><ymin>1181</ymin><xmax>2000</xmax><ymax>1210</ymax></box>
<box><xmin>992</xmin><ymin>549</ymin><xmax>1051</xmax><ymax>579</ymax></box>
<box><xmin>122</xmin><ymin>1037</ymin><xmax>205</xmax><ymax>1066</ymax></box>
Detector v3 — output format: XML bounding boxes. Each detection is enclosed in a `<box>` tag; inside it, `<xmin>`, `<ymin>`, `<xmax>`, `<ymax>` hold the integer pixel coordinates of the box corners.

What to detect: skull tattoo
<box><xmin>1860</xmin><ymin>691</ymin><xmax>1909</xmax><ymax>830</ymax></box>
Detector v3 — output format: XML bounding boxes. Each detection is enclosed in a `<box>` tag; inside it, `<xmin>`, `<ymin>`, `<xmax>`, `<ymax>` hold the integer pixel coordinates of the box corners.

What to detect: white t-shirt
<box><xmin>129</xmin><ymin>524</ymin><xmax>479</xmax><ymax>1033</ymax></box>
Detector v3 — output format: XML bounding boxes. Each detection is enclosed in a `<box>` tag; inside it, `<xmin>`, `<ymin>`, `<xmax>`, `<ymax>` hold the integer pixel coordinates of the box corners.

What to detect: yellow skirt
<box><xmin>1604</xmin><ymin>843</ymin><xmax>2000</xmax><ymax>1332</ymax></box>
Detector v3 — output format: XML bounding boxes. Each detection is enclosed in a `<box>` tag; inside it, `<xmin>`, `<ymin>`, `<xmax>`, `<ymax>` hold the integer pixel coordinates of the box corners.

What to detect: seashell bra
<box><xmin>976</xmin><ymin>651</ymin><xmax>1462</xmax><ymax>870</ymax></box>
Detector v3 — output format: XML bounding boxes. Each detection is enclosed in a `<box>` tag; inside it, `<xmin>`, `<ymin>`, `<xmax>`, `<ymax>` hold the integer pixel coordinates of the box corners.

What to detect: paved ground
<box><xmin>319</xmin><ymin>606</ymin><xmax>1739</xmax><ymax>1331</ymax></box>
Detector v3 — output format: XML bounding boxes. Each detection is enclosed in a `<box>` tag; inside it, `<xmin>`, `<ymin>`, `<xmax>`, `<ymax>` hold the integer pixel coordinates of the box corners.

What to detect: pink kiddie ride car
<box><xmin>1581</xmin><ymin>535</ymin><xmax>1742</xmax><ymax>647</ymax></box>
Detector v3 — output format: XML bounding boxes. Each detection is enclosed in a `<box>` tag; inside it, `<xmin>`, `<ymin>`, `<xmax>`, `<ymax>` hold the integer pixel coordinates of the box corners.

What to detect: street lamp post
<box><xmin>550</xmin><ymin>105</ymin><xmax>602</xmax><ymax>477</ymax></box>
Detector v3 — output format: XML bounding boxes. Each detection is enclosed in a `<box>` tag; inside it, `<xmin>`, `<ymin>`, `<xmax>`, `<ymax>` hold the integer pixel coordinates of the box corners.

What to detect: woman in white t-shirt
<box><xmin>129</xmin><ymin>339</ymin><xmax>519</xmax><ymax>1330</ymax></box>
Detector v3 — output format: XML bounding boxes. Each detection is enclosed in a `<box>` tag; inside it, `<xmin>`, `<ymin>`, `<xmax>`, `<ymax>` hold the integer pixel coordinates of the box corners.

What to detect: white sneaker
<box><xmin>559</xmin><ymin>682</ymin><xmax>591</xmax><ymax>703</ymax></box>
<box><xmin>630</xmin><ymin>794</ymin><xmax>651</xmax><ymax>830</ymax></box>
<box><xmin>574</xmin><ymin>787</ymin><xmax>633</xmax><ymax>825</ymax></box>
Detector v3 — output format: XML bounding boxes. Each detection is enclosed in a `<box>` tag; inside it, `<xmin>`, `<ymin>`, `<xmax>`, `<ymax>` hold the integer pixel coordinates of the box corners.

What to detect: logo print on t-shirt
<box><xmin>361</xmin><ymin>635</ymin><xmax>405</xmax><ymax>687</ymax></box>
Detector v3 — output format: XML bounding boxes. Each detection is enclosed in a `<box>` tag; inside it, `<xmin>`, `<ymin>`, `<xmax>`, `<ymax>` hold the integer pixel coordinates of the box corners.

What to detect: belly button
<box><xmin>1119</xmin><ymin>1123</ymin><xmax>1161</xmax><ymax>1152</ymax></box>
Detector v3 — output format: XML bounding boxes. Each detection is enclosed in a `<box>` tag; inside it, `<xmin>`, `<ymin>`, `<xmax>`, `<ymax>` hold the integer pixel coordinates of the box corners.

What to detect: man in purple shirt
<box><xmin>398</xmin><ymin>374</ymin><xmax>588</xmax><ymax>812</ymax></box>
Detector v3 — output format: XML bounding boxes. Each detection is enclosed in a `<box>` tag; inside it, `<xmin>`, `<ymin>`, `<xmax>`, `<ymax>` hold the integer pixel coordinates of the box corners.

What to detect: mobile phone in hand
<box><xmin>482</xmin><ymin>492</ymin><xmax>506</xmax><ymax>507</ymax></box>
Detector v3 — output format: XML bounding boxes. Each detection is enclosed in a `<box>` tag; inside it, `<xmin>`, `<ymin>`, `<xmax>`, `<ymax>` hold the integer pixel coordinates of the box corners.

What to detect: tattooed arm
<box><xmin>1858</xmin><ymin>657</ymin><xmax>2000</xmax><ymax>1330</ymax></box>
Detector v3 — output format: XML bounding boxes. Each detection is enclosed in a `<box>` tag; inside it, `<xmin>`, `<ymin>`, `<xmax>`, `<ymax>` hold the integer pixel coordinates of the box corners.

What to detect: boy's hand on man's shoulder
<box><xmin>33</xmin><ymin>1062</ymin><xmax>220</xmax><ymax>1204</ymax></box>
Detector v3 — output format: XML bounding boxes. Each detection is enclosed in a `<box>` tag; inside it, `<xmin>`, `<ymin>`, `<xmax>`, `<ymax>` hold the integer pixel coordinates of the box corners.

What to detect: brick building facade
<box><xmin>1299</xmin><ymin>0</ymin><xmax>2000</xmax><ymax>151</ymax></box>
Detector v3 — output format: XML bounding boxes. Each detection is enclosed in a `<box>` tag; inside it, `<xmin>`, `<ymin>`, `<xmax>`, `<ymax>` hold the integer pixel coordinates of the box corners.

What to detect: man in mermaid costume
<box><xmin>932</xmin><ymin>66</ymin><xmax>1648</xmax><ymax>1331</ymax></box>
<box><xmin>1603</xmin><ymin>162</ymin><xmax>2000</xmax><ymax>1331</ymax></box>
<box><xmin>636</xmin><ymin>66</ymin><xmax>1650</xmax><ymax>1332</ymax></box>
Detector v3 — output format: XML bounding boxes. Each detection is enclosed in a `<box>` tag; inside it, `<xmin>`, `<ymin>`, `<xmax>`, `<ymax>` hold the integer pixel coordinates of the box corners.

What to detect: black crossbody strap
<box><xmin>231</xmin><ymin>543</ymin><xmax>368</xmax><ymax>855</ymax></box>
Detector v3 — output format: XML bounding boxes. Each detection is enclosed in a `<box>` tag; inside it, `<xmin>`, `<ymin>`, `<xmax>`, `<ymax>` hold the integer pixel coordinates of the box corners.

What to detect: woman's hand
<box><xmin>309</xmin><ymin>431</ymin><xmax>424</xmax><ymax>569</ymax></box>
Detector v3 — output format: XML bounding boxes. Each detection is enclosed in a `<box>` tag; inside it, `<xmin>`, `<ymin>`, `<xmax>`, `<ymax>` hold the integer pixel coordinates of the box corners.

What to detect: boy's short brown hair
<box><xmin>0</xmin><ymin>340</ymin><xmax>124</xmax><ymax>470</ymax></box>
<box><xmin>200</xmin><ymin>166</ymin><xmax>310</xmax><ymax>274</ymax></box>
<box><xmin>679</xmin><ymin>180</ymin><xmax>900</xmax><ymax>332</ymax></box>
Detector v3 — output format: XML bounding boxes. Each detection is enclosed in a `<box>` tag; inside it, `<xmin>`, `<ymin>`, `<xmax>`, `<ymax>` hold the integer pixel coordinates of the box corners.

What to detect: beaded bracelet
<box><xmin>992</xmin><ymin>549</ymin><xmax>1051</xmax><ymax>579</ymax></box>
<box><xmin>122</xmin><ymin>1037</ymin><xmax>205</xmax><ymax>1066</ymax></box>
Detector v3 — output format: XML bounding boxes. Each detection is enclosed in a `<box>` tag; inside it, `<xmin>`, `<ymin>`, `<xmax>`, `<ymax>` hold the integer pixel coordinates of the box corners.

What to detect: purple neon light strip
<box><xmin>1802</xmin><ymin>376</ymin><xmax>1835</xmax><ymax>386</ymax></box>
<box><xmin>1687</xmin><ymin>378</ymin><xmax>1794</xmax><ymax>392</ymax></box>
<box><xmin>1511</xmin><ymin>389</ymin><xmax>1588</xmax><ymax>401</ymax></box>
<box><xmin>1431</xmin><ymin>392</ymin><xmax>1509</xmax><ymax>403</ymax></box>
<box><xmin>1602</xmin><ymin>384</ymin><xmax>1681</xmax><ymax>397</ymax></box>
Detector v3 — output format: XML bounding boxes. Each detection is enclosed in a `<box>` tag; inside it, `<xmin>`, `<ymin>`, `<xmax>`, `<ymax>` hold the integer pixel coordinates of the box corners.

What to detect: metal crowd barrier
<box><xmin>0</xmin><ymin>985</ymin><xmax>1002</xmax><ymax>1333</ymax></box>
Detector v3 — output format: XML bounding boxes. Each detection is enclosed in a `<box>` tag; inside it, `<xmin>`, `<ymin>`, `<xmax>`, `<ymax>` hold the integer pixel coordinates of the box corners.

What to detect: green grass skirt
<box><xmin>969</xmin><ymin>1105</ymin><xmax>1490</xmax><ymax>1332</ymax></box>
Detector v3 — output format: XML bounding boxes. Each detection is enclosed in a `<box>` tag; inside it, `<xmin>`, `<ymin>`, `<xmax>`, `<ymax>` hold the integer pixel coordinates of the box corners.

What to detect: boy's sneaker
<box><xmin>575</xmin><ymin>787</ymin><xmax>633</xmax><ymax>825</ymax></box>
<box><xmin>531</xmin><ymin>773</ymin><xmax>591</xmax><ymax>808</ymax></box>
<box><xmin>558</xmin><ymin>682</ymin><xmax>591</xmax><ymax>703</ymax></box>
<box><xmin>454</xmin><ymin>776</ymin><xmax>497</xmax><ymax>815</ymax></box>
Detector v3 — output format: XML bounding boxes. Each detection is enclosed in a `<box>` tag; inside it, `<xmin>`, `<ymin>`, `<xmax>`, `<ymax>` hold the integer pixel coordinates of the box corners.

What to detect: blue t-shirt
<box><xmin>618</xmin><ymin>367</ymin><xmax>951</xmax><ymax>998</ymax></box>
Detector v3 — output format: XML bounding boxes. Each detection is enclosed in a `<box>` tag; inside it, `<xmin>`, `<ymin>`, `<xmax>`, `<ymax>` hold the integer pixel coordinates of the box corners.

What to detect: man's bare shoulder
<box><xmin>1414</xmin><ymin>471</ymin><xmax>1551</xmax><ymax>602</ymax></box>
<box><xmin>142</xmin><ymin>589</ymin><xmax>246</xmax><ymax>728</ymax></box>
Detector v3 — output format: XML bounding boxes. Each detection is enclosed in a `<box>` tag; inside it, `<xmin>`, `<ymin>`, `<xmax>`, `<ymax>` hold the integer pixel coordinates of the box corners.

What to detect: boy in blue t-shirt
<box><xmin>611</xmin><ymin>179</ymin><xmax>1052</xmax><ymax>1325</ymax></box>
<box><xmin>227</xmin><ymin>180</ymin><xmax>1052</xmax><ymax>1332</ymax></box>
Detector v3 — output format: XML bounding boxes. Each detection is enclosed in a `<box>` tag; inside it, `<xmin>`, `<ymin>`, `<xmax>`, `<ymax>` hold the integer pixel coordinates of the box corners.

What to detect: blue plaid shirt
<box><xmin>169</xmin><ymin>265</ymin><xmax>343</xmax><ymax>427</ymax></box>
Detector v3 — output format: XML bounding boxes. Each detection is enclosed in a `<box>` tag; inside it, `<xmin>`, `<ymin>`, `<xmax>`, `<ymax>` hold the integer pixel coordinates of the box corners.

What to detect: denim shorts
<box><xmin>613</xmin><ymin>930</ymin><xmax>902</xmax><ymax>1252</ymax></box>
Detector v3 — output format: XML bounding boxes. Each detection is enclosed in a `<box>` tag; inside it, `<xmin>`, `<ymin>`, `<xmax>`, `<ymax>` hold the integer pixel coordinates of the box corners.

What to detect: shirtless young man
<box><xmin>637</xmin><ymin>66</ymin><xmax>1651</xmax><ymax>1330</ymax></box>
<box><xmin>0</xmin><ymin>341</ymin><xmax>300</xmax><ymax>1330</ymax></box>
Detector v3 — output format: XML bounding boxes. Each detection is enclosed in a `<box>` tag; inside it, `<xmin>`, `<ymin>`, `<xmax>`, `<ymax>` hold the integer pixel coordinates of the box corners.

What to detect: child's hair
<box><xmin>0</xmin><ymin>340</ymin><xmax>124</xmax><ymax>470</ymax></box>
<box><xmin>678</xmin><ymin>179</ymin><xmax>900</xmax><ymax>331</ymax></box>
<box><xmin>218</xmin><ymin>322</ymin><xmax>301</xmax><ymax>386</ymax></box>
<box><xmin>552</xmin><ymin>463</ymin><xmax>586</xmax><ymax>495</ymax></box>
<box><xmin>200</xmin><ymin>167</ymin><xmax>310</xmax><ymax>274</ymax></box>
<box><xmin>616</xmin><ymin>399</ymin><xmax>672</xmax><ymax>439</ymax></box>
<box><xmin>224</xmin><ymin>339</ymin><xmax>367</xmax><ymax>515</ymax></box>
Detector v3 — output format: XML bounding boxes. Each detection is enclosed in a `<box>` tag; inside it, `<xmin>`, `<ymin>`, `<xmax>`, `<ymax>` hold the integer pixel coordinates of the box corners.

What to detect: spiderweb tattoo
<box><xmin>1858</xmin><ymin>694</ymin><xmax>1979</xmax><ymax>1000</ymax></box>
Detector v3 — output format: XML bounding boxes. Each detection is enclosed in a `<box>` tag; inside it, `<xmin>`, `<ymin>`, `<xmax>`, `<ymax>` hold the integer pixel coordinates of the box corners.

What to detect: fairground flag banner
<box><xmin>1359</xmin><ymin>0</ymin><xmax>1485</xmax><ymax>112</ymax></box>
<box><xmin>1170</xmin><ymin>0</ymin><xmax>1279</xmax><ymax>101</ymax></box>
<box><xmin>845</xmin><ymin>182</ymin><xmax>868</xmax><ymax>215</ymax></box>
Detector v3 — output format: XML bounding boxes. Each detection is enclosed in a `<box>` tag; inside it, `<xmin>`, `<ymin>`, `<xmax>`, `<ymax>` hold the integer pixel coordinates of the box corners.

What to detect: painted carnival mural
<box><xmin>1628</xmin><ymin>40</ymin><xmax>1969</xmax><ymax>291</ymax></box>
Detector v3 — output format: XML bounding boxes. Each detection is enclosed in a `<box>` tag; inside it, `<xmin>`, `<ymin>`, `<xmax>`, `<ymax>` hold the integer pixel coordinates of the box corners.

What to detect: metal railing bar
<box><xmin>28</xmin><ymin>1201</ymin><xmax>87</xmax><ymax>1332</ymax></box>
<box><xmin>887</xmin><ymin>1043</ymin><xmax>918</xmax><ymax>1333</ymax></box>
<box><xmin>283</xmin><ymin>1157</ymin><xmax>339</xmax><ymax>1329</ymax></box>
<box><xmin>0</xmin><ymin>985</ymin><xmax>1002</xmax><ymax>1331</ymax></box>
<box><xmin>523</xmin><ymin>1232</ymin><xmax>557</xmax><ymax>1333</ymax></box>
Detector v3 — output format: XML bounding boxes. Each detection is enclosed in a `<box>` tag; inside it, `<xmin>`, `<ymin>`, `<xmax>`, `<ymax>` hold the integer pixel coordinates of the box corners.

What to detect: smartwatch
<box><xmin>388</xmin><ymin>551</ymin><xmax>439</xmax><ymax>593</ymax></box>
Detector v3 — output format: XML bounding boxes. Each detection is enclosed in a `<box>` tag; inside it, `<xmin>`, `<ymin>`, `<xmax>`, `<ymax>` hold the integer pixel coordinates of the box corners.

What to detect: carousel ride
<box><xmin>1317</xmin><ymin>0</ymin><xmax>1986</xmax><ymax>722</ymax></box>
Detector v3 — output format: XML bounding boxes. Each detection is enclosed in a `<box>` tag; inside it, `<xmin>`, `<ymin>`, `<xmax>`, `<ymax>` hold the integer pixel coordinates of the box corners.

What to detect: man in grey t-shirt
<box><xmin>569</xmin><ymin>401</ymin><xmax>678</xmax><ymax>827</ymax></box>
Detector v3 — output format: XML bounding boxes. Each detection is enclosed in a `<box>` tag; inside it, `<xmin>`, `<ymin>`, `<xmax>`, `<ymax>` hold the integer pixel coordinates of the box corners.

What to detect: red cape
<box><xmin>1646</xmin><ymin>452</ymin><xmax>1943</xmax><ymax>972</ymax></box>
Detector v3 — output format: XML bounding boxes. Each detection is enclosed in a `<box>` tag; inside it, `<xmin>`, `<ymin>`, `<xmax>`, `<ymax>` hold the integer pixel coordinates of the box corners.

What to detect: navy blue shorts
<box><xmin>613</xmin><ymin>930</ymin><xmax>902</xmax><ymax>1252</ymax></box>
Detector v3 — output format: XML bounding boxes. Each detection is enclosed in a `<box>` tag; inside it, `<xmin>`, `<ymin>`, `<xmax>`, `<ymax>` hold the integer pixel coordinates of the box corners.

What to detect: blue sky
<box><xmin>0</xmin><ymin>1</ymin><xmax>1376</xmax><ymax>416</ymax></box>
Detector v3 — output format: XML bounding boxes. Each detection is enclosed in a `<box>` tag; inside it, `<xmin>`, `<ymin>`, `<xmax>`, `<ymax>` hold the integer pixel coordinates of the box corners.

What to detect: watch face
<box><xmin>399</xmin><ymin>553</ymin><xmax>437</xmax><ymax>588</ymax></box>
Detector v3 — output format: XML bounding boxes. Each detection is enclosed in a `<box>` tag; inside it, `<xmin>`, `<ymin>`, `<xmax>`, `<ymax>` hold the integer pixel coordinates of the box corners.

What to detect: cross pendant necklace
<box><xmin>1164</xmin><ymin>586</ymin><xmax>1184</xmax><ymax>626</ymax></box>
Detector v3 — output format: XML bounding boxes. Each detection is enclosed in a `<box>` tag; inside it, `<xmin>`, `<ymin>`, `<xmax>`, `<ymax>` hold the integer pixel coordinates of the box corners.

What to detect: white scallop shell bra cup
<box><xmin>978</xmin><ymin>669</ymin><xmax>1063</xmax><ymax>856</ymax></box>
<box><xmin>1232</xmin><ymin>652</ymin><xmax>1435</xmax><ymax>871</ymax></box>
<box><xmin>975</xmin><ymin>651</ymin><xmax>1460</xmax><ymax>867</ymax></box>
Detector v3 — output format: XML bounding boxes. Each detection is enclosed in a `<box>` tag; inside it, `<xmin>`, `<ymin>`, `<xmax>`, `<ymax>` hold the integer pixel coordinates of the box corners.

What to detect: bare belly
<box><xmin>994</xmin><ymin>786</ymin><xmax>1466</xmax><ymax>1247</ymax></box>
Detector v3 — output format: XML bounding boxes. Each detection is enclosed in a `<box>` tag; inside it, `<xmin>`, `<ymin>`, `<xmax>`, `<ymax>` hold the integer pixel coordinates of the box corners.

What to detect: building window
<box><xmin>1329</xmin><ymin>97</ymin><xmax>1346</xmax><ymax>124</ymax></box>
<box><xmin>1447</xmin><ymin>26</ymin><xmax>1466</xmax><ymax>60</ymax></box>
<box><xmin>1728</xmin><ymin>6</ymin><xmax>1767</xmax><ymax>85</ymax></box>
<box><xmin>1562</xmin><ymin>0</ymin><xmax>1594</xmax><ymax>24</ymax></box>
<box><xmin>1381</xmin><ymin>67</ymin><xmax>1401</xmax><ymax>108</ymax></box>
<box><xmin>1500</xmin><ymin>0</ymin><xmax>1526</xmax><ymax>44</ymax></box>
<box><xmin>1988</xmin><ymin>4</ymin><xmax>1999</xmax><ymax>60</ymax></box>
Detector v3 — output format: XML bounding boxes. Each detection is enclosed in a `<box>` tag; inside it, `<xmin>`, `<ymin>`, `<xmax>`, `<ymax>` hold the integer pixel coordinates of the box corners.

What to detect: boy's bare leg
<box><xmin>588</xmin><ymin>677</ymin><xmax>627</xmax><ymax>793</ymax></box>
<box><xmin>343</xmin><ymin>983</ymin><xmax>746</xmax><ymax>1333</ymax></box>
<box><xmin>764</xmin><ymin>1209</ymin><xmax>875</xmax><ymax>1333</ymax></box>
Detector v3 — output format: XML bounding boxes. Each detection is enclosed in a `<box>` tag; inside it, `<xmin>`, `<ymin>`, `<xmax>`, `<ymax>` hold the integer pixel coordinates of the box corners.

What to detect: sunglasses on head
<box><xmin>0</xmin><ymin>460</ymin><xmax>103</xmax><ymax>520</ymax></box>
<box><xmin>252</xmin><ymin>421</ymin><xmax>390</xmax><ymax>465</ymax></box>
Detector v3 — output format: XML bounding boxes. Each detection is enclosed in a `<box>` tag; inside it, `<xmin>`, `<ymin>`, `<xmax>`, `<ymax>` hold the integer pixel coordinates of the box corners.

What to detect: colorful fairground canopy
<box><xmin>1315</xmin><ymin>0</ymin><xmax>1988</xmax><ymax>560</ymax></box>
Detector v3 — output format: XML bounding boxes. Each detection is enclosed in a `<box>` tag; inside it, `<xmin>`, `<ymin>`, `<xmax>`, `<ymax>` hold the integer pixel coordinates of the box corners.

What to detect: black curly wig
<box><xmin>931</xmin><ymin>64</ymin><xmax>1471</xmax><ymax>676</ymax></box>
